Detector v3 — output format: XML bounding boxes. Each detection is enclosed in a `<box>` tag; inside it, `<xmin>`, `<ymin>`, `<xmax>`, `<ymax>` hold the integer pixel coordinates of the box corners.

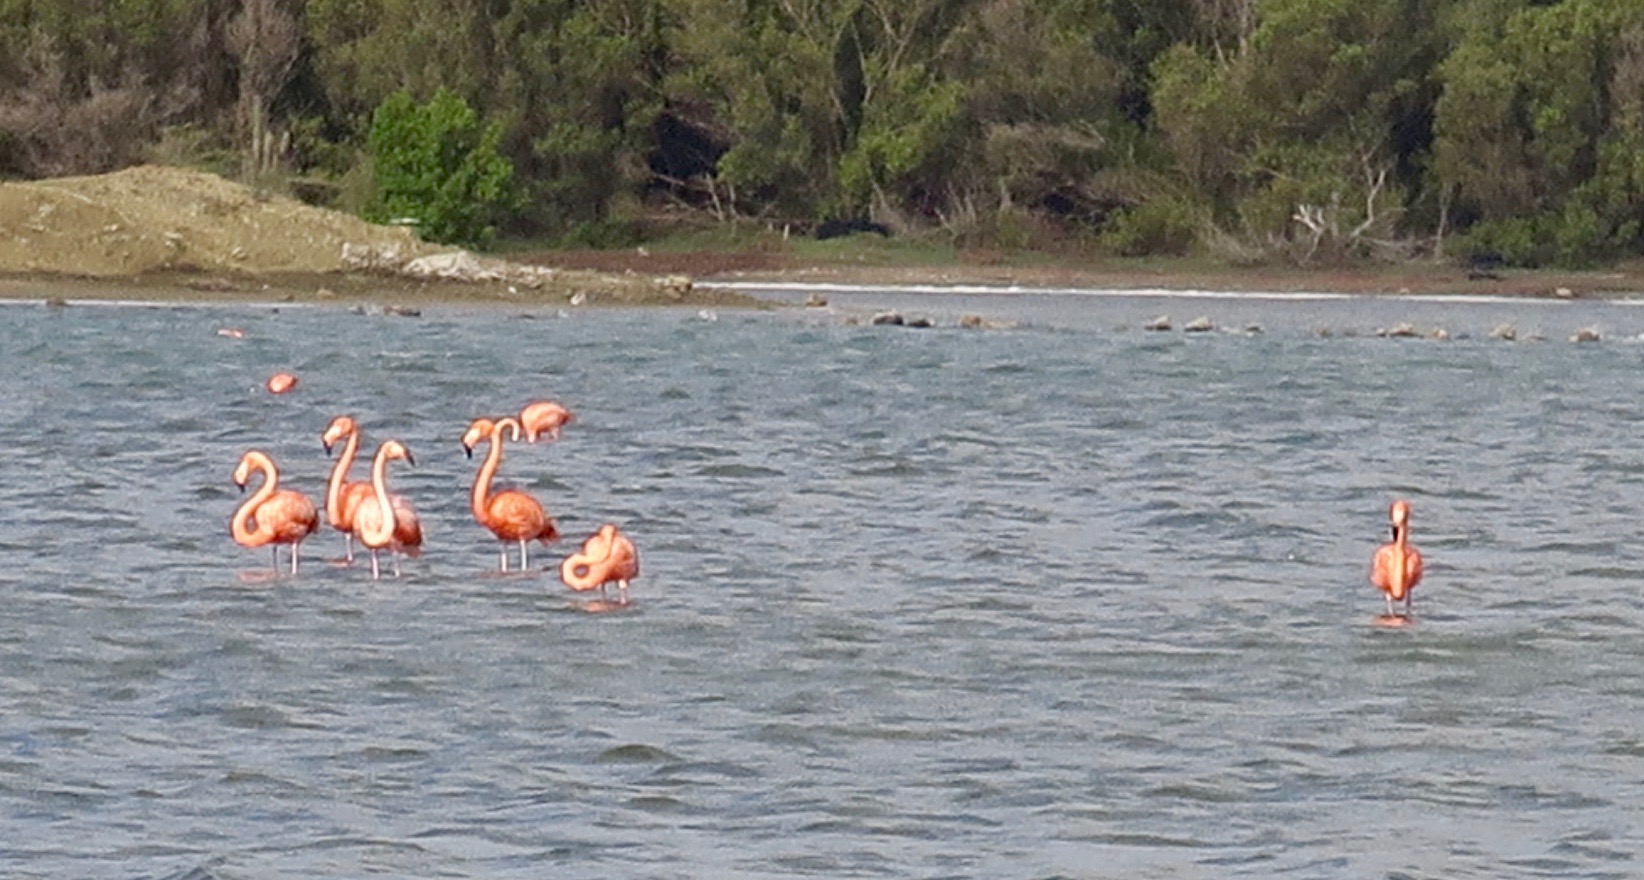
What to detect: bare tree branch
<box><xmin>226</xmin><ymin>0</ymin><xmax>301</xmax><ymax>178</ymax></box>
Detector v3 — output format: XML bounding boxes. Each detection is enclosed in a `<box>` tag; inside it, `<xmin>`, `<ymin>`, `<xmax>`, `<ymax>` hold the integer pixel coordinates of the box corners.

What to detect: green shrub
<box><xmin>1455</xmin><ymin>217</ymin><xmax>1552</xmax><ymax>268</ymax></box>
<box><xmin>1103</xmin><ymin>199</ymin><xmax>1201</xmax><ymax>256</ymax></box>
<box><xmin>365</xmin><ymin>89</ymin><xmax>517</xmax><ymax>249</ymax></box>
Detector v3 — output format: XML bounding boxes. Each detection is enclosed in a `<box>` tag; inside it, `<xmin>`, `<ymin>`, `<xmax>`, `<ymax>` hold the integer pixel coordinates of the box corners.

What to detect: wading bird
<box><xmin>320</xmin><ymin>415</ymin><xmax>373</xmax><ymax>562</ymax></box>
<box><xmin>1370</xmin><ymin>499</ymin><xmax>1424</xmax><ymax>619</ymax></box>
<box><xmin>352</xmin><ymin>439</ymin><xmax>422</xmax><ymax>579</ymax></box>
<box><xmin>560</xmin><ymin>523</ymin><xmax>640</xmax><ymax>603</ymax></box>
<box><xmin>231</xmin><ymin>450</ymin><xmax>319</xmax><ymax>574</ymax></box>
<box><xmin>519</xmin><ymin>400</ymin><xmax>574</xmax><ymax>442</ymax></box>
<box><xmin>461</xmin><ymin>416</ymin><xmax>559</xmax><ymax>571</ymax></box>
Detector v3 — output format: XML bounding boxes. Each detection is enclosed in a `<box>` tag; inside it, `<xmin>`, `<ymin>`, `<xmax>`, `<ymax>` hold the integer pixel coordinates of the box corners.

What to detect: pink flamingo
<box><xmin>320</xmin><ymin>415</ymin><xmax>373</xmax><ymax>562</ymax></box>
<box><xmin>519</xmin><ymin>400</ymin><xmax>574</xmax><ymax>442</ymax></box>
<box><xmin>266</xmin><ymin>372</ymin><xmax>299</xmax><ymax>394</ymax></box>
<box><xmin>1370</xmin><ymin>499</ymin><xmax>1425</xmax><ymax>619</ymax></box>
<box><xmin>231</xmin><ymin>449</ymin><xmax>319</xmax><ymax>574</ymax></box>
<box><xmin>461</xmin><ymin>416</ymin><xmax>560</xmax><ymax>571</ymax></box>
<box><xmin>560</xmin><ymin>523</ymin><xmax>640</xmax><ymax>603</ymax></box>
<box><xmin>352</xmin><ymin>439</ymin><xmax>423</xmax><ymax>579</ymax></box>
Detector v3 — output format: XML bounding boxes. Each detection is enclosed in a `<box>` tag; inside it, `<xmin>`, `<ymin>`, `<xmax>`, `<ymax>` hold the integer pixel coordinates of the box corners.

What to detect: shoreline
<box><xmin>0</xmin><ymin>269</ymin><xmax>766</xmax><ymax>309</ymax></box>
<box><xmin>4</xmin><ymin>258</ymin><xmax>1644</xmax><ymax>308</ymax></box>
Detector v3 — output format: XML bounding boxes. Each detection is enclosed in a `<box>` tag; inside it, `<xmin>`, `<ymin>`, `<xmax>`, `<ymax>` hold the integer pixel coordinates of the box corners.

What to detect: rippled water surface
<box><xmin>5</xmin><ymin>286</ymin><xmax>1644</xmax><ymax>878</ymax></box>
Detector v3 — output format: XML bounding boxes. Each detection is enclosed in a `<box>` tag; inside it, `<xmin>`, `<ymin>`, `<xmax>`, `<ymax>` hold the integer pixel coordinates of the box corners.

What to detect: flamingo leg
<box><xmin>519</xmin><ymin>539</ymin><xmax>530</xmax><ymax>571</ymax></box>
<box><xmin>344</xmin><ymin>534</ymin><xmax>355</xmax><ymax>564</ymax></box>
<box><xmin>1385</xmin><ymin>595</ymin><xmax>1395</xmax><ymax>617</ymax></box>
<box><xmin>290</xmin><ymin>543</ymin><xmax>300</xmax><ymax>575</ymax></box>
<box><xmin>617</xmin><ymin>580</ymin><xmax>630</xmax><ymax>605</ymax></box>
<box><xmin>270</xmin><ymin>545</ymin><xmax>279</xmax><ymax>572</ymax></box>
<box><xmin>392</xmin><ymin>552</ymin><xmax>402</xmax><ymax>578</ymax></box>
<box><xmin>498</xmin><ymin>544</ymin><xmax>509</xmax><ymax>572</ymax></box>
<box><xmin>1404</xmin><ymin>593</ymin><xmax>1413</xmax><ymax>615</ymax></box>
<box><xmin>369</xmin><ymin>549</ymin><xmax>381</xmax><ymax>580</ymax></box>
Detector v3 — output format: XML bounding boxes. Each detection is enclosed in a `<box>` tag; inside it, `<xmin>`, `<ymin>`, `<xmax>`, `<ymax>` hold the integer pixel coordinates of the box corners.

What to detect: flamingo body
<box><xmin>484</xmin><ymin>490</ymin><xmax>559</xmax><ymax>544</ymax></box>
<box><xmin>561</xmin><ymin>524</ymin><xmax>639</xmax><ymax>601</ymax></box>
<box><xmin>520</xmin><ymin>400</ymin><xmax>574</xmax><ymax>442</ymax></box>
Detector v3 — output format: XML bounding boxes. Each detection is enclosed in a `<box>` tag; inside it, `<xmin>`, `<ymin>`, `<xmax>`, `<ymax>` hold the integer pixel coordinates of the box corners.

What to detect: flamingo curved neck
<box><xmin>563</xmin><ymin>528</ymin><xmax>620</xmax><ymax>589</ymax></box>
<box><xmin>232</xmin><ymin>456</ymin><xmax>278</xmax><ymax>544</ymax></box>
<box><xmin>358</xmin><ymin>447</ymin><xmax>398</xmax><ymax>546</ymax></box>
<box><xmin>471</xmin><ymin>419</ymin><xmax>519</xmax><ymax>526</ymax></box>
<box><xmin>326</xmin><ymin>429</ymin><xmax>359</xmax><ymax>526</ymax></box>
<box><xmin>472</xmin><ymin>435</ymin><xmax>503</xmax><ymax>526</ymax></box>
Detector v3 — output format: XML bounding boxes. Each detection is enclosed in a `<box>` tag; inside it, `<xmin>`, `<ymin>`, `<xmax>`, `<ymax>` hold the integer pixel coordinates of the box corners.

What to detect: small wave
<box><xmin>594</xmin><ymin>743</ymin><xmax>681</xmax><ymax>764</ymax></box>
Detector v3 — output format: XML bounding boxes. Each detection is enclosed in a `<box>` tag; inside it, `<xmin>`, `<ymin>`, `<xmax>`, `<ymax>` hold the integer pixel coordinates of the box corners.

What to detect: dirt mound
<box><xmin>0</xmin><ymin>165</ymin><xmax>437</xmax><ymax>276</ymax></box>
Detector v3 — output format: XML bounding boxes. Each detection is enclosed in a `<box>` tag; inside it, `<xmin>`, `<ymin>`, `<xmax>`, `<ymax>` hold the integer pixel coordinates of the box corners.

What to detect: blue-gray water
<box><xmin>4</xmin><ymin>285</ymin><xmax>1644</xmax><ymax>879</ymax></box>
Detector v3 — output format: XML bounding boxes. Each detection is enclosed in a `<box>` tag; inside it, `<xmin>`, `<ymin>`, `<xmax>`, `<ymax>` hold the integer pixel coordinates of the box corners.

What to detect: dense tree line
<box><xmin>3</xmin><ymin>0</ymin><xmax>1643</xmax><ymax>264</ymax></box>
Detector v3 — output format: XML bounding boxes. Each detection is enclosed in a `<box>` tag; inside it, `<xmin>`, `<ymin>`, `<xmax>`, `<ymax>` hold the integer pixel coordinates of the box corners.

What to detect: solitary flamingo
<box><xmin>353</xmin><ymin>439</ymin><xmax>423</xmax><ymax>579</ymax></box>
<box><xmin>1370</xmin><ymin>499</ymin><xmax>1425</xmax><ymax>619</ymax></box>
<box><xmin>519</xmin><ymin>400</ymin><xmax>574</xmax><ymax>442</ymax></box>
<box><xmin>560</xmin><ymin>523</ymin><xmax>639</xmax><ymax>603</ymax></box>
<box><xmin>461</xmin><ymin>416</ymin><xmax>559</xmax><ymax>571</ymax></box>
<box><xmin>231</xmin><ymin>449</ymin><xmax>319</xmax><ymax>574</ymax></box>
<box><xmin>321</xmin><ymin>415</ymin><xmax>374</xmax><ymax>562</ymax></box>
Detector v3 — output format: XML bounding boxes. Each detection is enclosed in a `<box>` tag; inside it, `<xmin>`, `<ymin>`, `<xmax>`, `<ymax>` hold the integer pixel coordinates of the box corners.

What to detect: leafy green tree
<box><xmin>667</xmin><ymin>0</ymin><xmax>979</xmax><ymax>221</ymax></box>
<box><xmin>1152</xmin><ymin>0</ymin><xmax>1452</xmax><ymax>261</ymax></box>
<box><xmin>490</xmin><ymin>0</ymin><xmax>664</xmax><ymax>238</ymax></box>
<box><xmin>365</xmin><ymin>88</ymin><xmax>516</xmax><ymax>247</ymax></box>
<box><xmin>0</xmin><ymin>0</ymin><xmax>219</xmax><ymax>177</ymax></box>
<box><xmin>1435</xmin><ymin>0</ymin><xmax>1644</xmax><ymax>265</ymax></box>
<box><xmin>665</xmin><ymin>0</ymin><xmax>859</xmax><ymax>218</ymax></box>
<box><xmin>945</xmin><ymin>0</ymin><xmax>1130</xmax><ymax>232</ymax></box>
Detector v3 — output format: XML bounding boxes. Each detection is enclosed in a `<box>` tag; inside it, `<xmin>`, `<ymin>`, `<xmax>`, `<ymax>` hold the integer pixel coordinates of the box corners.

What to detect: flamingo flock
<box><xmin>230</xmin><ymin>392</ymin><xmax>638</xmax><ymax>602</ymax></box>
<box><xmin>231</xmin><ymin>375</ymin><xmax>1415</xmax><ymax>622</ymax></box>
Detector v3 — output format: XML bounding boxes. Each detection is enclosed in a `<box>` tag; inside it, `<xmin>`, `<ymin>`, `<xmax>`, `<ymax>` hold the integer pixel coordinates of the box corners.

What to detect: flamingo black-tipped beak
<box><xmin>323</xmin><ymin>439</ymin><xmax>334</xmax><ymax>454</ymax></box>
<box><xmin>463</xmin><ymin>444</ymin><xmax>474</xmax><ymax>459</ymax></box>
<box><xmin>405</xmin><ymin>450</ymin><xmax>417</xmax><ymax>467</ymax></box>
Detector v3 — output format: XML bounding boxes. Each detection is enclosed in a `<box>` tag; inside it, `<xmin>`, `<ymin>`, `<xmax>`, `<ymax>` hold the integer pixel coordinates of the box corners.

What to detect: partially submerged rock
<box><xmin>1489</xmin><ymin>323</ymin><xmax>1517</xmax><ymax>341</ymax></box>
<box><xmin>1571</xmin><ymin>327</ymin><xmax>1601</xmax><ymax>343</ymax></box>
<box><xmin>1183</xmin><ymin>316</ymin><xmax>1215</xmax><ymax>333</ymax></box>
<box><xmin>1145</xmin><ymin>315</ymin><xmax>1172</xmax><ymax>331</ymax></box>
<box><xmin>657</xmin><ymin>274</ymin><xmax>692</xmax><ymax>300</ymax></box>
<box><xmin>959</xmin><ymin>314</ymin><xmax>1018</xmax><ymax>330</ymax></box>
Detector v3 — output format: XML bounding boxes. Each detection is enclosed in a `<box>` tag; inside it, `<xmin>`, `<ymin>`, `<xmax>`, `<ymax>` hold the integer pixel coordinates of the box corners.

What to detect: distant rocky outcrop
<box><xmin>0</xmin><ymin>166</ymin><xmax>700</xmax><ymax>302</ymax></box>
<box><xmin>0</xmin><ymin>165</ymin><xmax>437</xmax><ymax>276</ymax></box>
